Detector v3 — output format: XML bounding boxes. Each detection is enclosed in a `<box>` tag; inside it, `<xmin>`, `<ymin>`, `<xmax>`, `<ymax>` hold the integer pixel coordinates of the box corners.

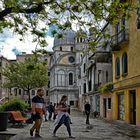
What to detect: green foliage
<box><xmin>0</xmin><ymin>98</ymin><xmax>29</xmax><ymax>112</ymax></box>
<box><xmin>98</xmin><ymin>82</ymin><xmax>113</xmax><ymax>94</ymax></box>
<box><xmin>1</xmin><ymin>54</ymin><xmax>48</xmax><ymax>90</ymax></box>
<box><xmin>0</xmin><ymin>0</ymin><xmax>137</xmax><ymax>48</ymax></box>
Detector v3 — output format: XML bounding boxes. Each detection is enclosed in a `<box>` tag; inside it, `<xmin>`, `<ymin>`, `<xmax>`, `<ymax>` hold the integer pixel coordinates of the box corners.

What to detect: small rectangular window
<box><xmin>70</xmin><ymin>101</ymin><xmax>74</xmax><ymax>106</ymax></box>
<box><xmin>48</xmin><ymin>72</ymin><xmax>50</xmax><ymax>76</ymax></box>
<box><xmin>71</xmin><ymin>47</ymin><xmax>73</xmax><ymax>52</ymax></box>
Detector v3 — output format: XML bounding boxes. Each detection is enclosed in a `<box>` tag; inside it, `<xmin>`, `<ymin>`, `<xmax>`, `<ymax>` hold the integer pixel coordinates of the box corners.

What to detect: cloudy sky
<box><xmin>0</xmin><ymin>29</ymin><xmax>54</xmax><ymax>60</ymax></box>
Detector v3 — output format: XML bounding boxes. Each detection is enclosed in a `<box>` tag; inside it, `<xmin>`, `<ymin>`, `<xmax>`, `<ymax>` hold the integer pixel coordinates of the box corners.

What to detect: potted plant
<box><xmin>0</xmin><ymin>98</ymin><xmax>29</xmax><ymax>131</ymax></box>
<box><xmin>0</xmin><ymin>109</ymin><xmax>9</xmax><ymax>131</ymax></box>
<box><xmin>97</xmin><ymin>82</ymin><xmax>113</xmax><ymax>94</ymax></box>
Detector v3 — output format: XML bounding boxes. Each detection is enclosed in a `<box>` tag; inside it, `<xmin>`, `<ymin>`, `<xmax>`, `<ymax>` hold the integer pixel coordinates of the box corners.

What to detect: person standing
<box><xmin>30</xmin><ymin>88</ymin><xmax>47</xmax><ymax>138</ymax></box>
<box><xmin>53</xmin><ymin>103</ymin><xmax>57</xmax><ymax>121</ymax></box>
<box><xmin>53</xmin><ymin>95</ymin><xmax>75</xmax><ymax>139</ymax></box>
<box><xmin>84</xmin><ymin>101</ymin><xmax>91</xmax><ymax>124</ymax></box>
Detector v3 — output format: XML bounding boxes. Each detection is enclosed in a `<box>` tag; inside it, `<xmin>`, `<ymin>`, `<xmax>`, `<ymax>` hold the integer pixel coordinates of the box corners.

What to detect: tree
<box><xmin>1</xmin><ymin>55</ymin><xmax>48</xmax><ymax>106</ymax></box>
<box><xmin>0</xmin><ymin>0</ymin><xmax>138</xmax><ymax>49</ymax></box>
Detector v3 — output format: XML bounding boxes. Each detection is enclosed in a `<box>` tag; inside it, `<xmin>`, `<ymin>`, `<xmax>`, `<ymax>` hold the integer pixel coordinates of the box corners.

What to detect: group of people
<box><xmin>29</xmin><ymin>88</ymin><xmax>91</xmax><ymax>138</ymax></box>
<box><xmin>30</xmin><ymin>88</ymin><xmax>74</xmax><ymax>138</ymax></box>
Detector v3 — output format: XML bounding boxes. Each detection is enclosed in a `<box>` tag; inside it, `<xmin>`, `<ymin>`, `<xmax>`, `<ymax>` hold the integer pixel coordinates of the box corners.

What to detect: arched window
<box><xmin>69</xmin><ymin>73</ymin><xmax>73</xmax><ymax>85</ymax></box>
<box><xmin>57</xmin><ymin>70</ymin><xmax>65</xmax><ymax>86</ymax></box>
<box><xmin>122</xmin><ymin>52</ymin><xmax>128</xmax><ymax>75</ymax></box>
<box><xmin>115</xmin><ymin>57</ymin><xmax>120</xmax><ymax>78</ymax></box>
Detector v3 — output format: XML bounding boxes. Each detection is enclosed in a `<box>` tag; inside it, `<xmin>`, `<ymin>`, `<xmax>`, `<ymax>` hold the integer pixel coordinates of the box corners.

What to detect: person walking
<box><xmin>53</xmin><ymin>95</ymin><xmax>75</xmax><ymax>139</ymax></box>
<box><xmin>84</xmin><ymin>101</ymin><xmax>91</xmax><ymax>124</ymax></box>
<box><xmin>30</xmin><ymin>88</ymin><xmax>47</xmax><ymax>138</ymax></box>
<box><xmin>48</xmin><ymin>102</ymin><xmax>54</xmax><ymax>121</ymax></box>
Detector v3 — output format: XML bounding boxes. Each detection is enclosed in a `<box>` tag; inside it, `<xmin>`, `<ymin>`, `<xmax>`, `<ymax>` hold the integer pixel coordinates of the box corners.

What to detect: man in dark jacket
<box><xmin>84</xmin><ymin>102</ymin><xmax>91</xmax><ymax>124</ymax></box>
<box><xmin>48</xmin><ymin>102</ymin><xmax>54</xmax><ymax>120</ymax></box>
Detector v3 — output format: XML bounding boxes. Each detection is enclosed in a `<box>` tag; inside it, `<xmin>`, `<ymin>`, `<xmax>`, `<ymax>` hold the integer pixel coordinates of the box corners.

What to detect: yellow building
<box><xmin>112</xmin><ymin>1</ymin><xmax>140</xmax><ymax>126</ymax></box>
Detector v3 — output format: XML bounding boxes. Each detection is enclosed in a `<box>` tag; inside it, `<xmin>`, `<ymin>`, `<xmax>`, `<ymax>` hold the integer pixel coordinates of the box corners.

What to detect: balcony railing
<box><xmin>111</xmin><ymin>29</ymin><xmax>129</xmax><ymax>51</ymax></box>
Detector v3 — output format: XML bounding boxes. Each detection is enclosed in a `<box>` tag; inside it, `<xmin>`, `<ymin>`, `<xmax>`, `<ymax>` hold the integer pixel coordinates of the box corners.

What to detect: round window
<box><xmin>69</xmin><ymin>56</ymin><xmax>75</xmax><ymax>63</ymax></box>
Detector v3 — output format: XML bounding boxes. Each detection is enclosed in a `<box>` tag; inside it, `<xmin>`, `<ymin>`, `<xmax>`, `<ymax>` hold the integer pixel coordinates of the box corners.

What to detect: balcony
<box><xmin>111</xmin><ymin>29</ymin><xmax>129</xmax><ymax>51</ymax></box>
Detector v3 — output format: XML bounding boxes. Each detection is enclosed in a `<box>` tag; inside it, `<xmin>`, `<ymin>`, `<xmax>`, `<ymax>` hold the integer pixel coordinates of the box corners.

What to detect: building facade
<box><xmin>49</xmin><ymin>29</ymin><xmax>79</xmax><ymax>107</ymax></box>
<box><xmin>112</xmin><ymin>0</ymin><xmax>140</xmax><ymax>126</ymax></box>
<box><xmin>0</xmin><ymin>56</ymin><xmax>9</xmax><ymax>103</ymax></box>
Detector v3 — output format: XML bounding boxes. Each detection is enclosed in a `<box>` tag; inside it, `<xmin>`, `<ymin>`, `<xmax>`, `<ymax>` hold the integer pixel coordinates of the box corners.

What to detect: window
<box><xmin>14</xmin><ymin>88</ymin><xmax>17</xmax><ymax>96</ymax></box>
<box><xmin>122</xmin><ymin>52</ymin><xmax>128</xmax><ymax>75</ymax></box>
<box><xmin>60</xmin><ymin>47</ymin><xmax>62</xmax><ymax>51</ymax></box>
<box><xmin>19</xmin><ymin>89</ymin><xmax>21</xmax><ymax>95</ymax></box>
<box><xmin>70</xmin><ymin>101</ymin><xmax>74</xmax><ymax>106</ymax></box>
<box><xmin>57</xmin><ymin>70</ymin><xmax>65</xmax><ymax>86</ymax></box>
<box><xmin>80</xmin><ymin>37</ymin><xmax>82</xmax><ymax>43</ymax></box>
<box><xmin>115</xmin><ymin>57</ymin><xmax>120</xmax><ymax>78</ymax></box>
<box><xmin>77</xmin><ymin>38</ymin><xmax>79</xmax><ymax>43</ymax></box>
<box><xmin>71</xmin><ymin>47</ymin><xmax>73</xmax><ymax>52</ymax></box>
<box><xmin>106</xmin><ymin>71</ymin><xmax>108</xmax><ymax>82</ymax></box>
<box><xmin>68</xmin><ymin>56</ymin><xmax>75</xmax><ymax>63</ymax></box>
<box><xmin>48</xmin><ymin>72</ymin><xmax>50</xmax><ymax>76</ymax></box>
<box><xmin>83</xmin><ymin>83</ymin><xmax>86</xmax><ymax>93</ymax></box>
<box><xmin>69</xmin><ymin>73</ymin><xmax>73</xmax><ymax>85</ymax></box>
<box><xmin>83</xmin><ymin>63</ymin><xmax>86</xmax><ymax>73</ymax></box>
<box><xmin>48</xmin><ymin>81</ymin><xmax>50</xmax><ymax>88</ymax></box>
<box><xmin>108</xmin><ymin>98</ymin><xmax>111</xmax><ymax>109</ymax></box>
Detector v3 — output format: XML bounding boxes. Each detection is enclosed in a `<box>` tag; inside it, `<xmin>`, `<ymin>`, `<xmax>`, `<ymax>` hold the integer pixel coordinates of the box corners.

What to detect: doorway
<box><xmin>129</xmin><ymin>90</ymin><xmax>136</xmax><ymax>124</ymax></box>
<box><xmin>118</xmin><ymin>93</ymin><xmax>125</xmax><ymax>120</ymax></box>
<box><xmin>103</xmin><ymin>98</ymin><xmax>107</xmax><ymax>118</ymax></box>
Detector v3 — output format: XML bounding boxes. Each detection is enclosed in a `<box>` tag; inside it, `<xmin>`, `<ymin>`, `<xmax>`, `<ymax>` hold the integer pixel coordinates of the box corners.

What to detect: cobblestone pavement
<box><xmin>7</xmin><ymin>110</ymin><xmax>140</xmax><ymax>140</ymax></box>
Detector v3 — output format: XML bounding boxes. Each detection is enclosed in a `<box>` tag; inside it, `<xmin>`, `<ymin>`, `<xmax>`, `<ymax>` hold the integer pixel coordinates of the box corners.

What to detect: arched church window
<box><xmin>69</xmin><ymin>73</ymin><xmax>73</xmax><ymax>85</ymax></box>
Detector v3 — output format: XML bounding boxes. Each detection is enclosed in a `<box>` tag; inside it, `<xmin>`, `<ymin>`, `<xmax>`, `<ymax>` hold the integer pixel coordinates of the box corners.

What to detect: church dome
<box><xmin>54</xmin><ymin>29</ymin><xmax>76</xmax><ymax>47</ymax></box>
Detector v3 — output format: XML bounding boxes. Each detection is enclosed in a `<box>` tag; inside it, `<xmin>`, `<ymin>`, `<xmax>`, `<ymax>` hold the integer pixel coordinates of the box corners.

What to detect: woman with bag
<box><xmin>53</xmin><ymin>95</ymin><xmax>75</xmax><ymax>139</ymax></box>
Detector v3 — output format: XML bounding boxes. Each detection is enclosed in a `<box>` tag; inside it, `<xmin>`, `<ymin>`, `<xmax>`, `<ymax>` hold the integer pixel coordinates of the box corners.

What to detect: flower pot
<box><xmin>0</xmin><ymin>112</ymin><xmax>9</xmax><ymax>131</ymax></box>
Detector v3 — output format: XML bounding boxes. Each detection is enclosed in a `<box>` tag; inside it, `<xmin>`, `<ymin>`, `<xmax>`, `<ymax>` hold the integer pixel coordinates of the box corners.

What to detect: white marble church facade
<box><xmin>49</xmin><ymin>29</ymin><xmax>82</xmax><ymax>107</ymax></box>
